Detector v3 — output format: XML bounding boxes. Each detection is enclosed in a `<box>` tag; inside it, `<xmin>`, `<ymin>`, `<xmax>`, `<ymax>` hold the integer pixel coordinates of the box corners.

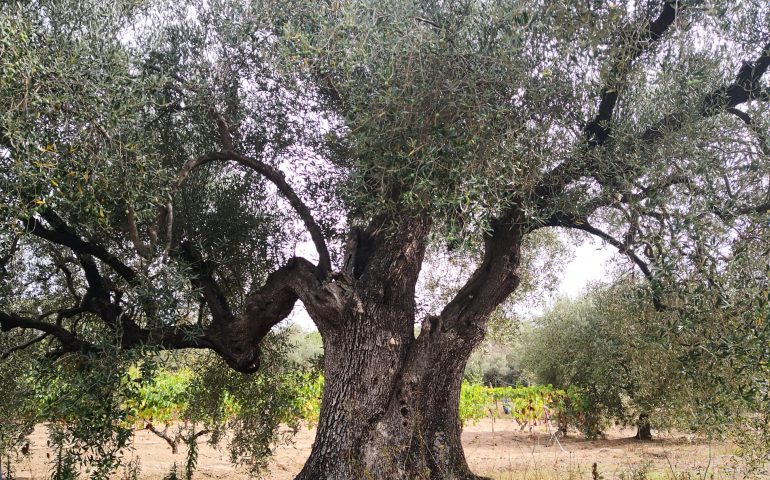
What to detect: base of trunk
<box><xmin>294</xmin><ymin>319</ymin><xmax>492</xmax><ymax>479</ymax></box>
<box><xmin>634</xmin><ymin>414</ymin><xmax>652</xmax><ymax>441</ymax></box>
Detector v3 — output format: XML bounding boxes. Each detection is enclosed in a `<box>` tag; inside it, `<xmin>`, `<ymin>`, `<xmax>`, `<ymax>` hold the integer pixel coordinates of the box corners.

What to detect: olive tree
<box><xmin>519</xmin><ymin>284</ymin><xmax>695</xmax><ymax>440</ymax></box>
<box><xmin>1</xmin><ymin>0</ymin><xmax>769</xmax><ymax>478</ymax></box>
<box><xmin>521</xmin><ymin>270</ymin><xmax>770</xmax><ymax>453</ymax></box>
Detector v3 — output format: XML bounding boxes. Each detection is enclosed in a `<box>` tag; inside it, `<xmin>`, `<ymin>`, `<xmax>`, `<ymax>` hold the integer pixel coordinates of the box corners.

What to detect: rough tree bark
<box><xmin>293</xmin><ymin>210</ymin><xmax>525</xmax><ymax>480</ymax></box>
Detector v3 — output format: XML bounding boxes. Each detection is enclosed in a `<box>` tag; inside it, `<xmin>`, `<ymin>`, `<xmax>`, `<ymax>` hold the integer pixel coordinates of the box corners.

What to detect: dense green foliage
<box><xmin>519</xmin><ymin>280</ymin><xmax>770</xmax><ymax>454</ymax></box>
<box><xmin>0</xmin><ymin>331</ymin><xmax>321</xmax><ymax>478</ymax></box>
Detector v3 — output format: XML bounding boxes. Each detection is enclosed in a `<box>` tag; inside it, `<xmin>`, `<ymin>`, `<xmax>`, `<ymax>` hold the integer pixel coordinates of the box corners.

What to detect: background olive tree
<box><xmin>519</xmin><ymin>270</ymin><xmax>769</xmax><ymax>455</ymax></box>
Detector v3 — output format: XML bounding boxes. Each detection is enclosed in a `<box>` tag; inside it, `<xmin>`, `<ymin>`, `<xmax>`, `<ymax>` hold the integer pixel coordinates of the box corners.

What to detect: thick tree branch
<box><xmin>0</xmin><ymin>311</ymin><xmax>97</xmax><ymax>354</ymax></box>
<box><xmin>13</xmin><ymin>222</ymin><xmax>335</xmax><ymax>374</ymax></box>
<box><xmin>211</xmin><ymin>108</ymin><xmax>234</xmax><ymax>151</ymax></box>
<box><xmin>536</xmin><ymin>32</ymin><xmax>769</xmax><ymax>211</ymax></box>
<box><xmin>0</xmin><ymin>302</ymin><xmax>223</xmax><ymax>360</ymax></box>
<box><xmin>527</xmin><ymin>38</ymin><xmax>770</xmax><ymax>274</ymax></box>
<box><xmin>209</xmin><ymin>256</ymin><xmax>340</xmax><ymax>372</ymax></box>
<box><xmin>438</xmin><ymin>207</ymin><xmax>525</xmax><ymax>335</ymax></box>
<box><xmin>584</xmin><ymin>0</ymin><xmax>679</xmax><ymax>147</ymax></box>
<box><xmin>179</xmin><ymin>241</ymin><xmax>234</xmax><ymax>325</ymax></box>
<box><xmin>25</xmin><ymin>213</ymin><xmax>138</xmax><ymax>285</ymax></box>
<box><xmin>126</xmin><ymin>205</ymin><xmax>152</xmax><ymax>259</ymax></box>
<box><xmin>22</xmin><ymin>211</ymin><xmax>159</xmax><ymax>327</ymax></box>
<box><xmin>0</xmin><ymin>235</ymin><xmax>19</xmax><ymax>273</ymax></box>
<box><xmin>534</xmin><ymin>1</ymin><xmax>680</xmax><ymax>202</ymax></box>
<box><xmin>642</xmin><ymin>40</ymin><xmax>770</xmax><ymax>142</ymax></box>
<box><xmin>701</xmin><ymin>40</ymin><xmax>770</xmax><ymax>115</ymax></box>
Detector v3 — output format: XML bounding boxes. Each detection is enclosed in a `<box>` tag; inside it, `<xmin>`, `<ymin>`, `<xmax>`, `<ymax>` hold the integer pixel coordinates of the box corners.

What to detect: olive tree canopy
<box><xmin>1</xmin><ymin>0</ymin><xmax>769</xmax><ymax>478</ymax></box>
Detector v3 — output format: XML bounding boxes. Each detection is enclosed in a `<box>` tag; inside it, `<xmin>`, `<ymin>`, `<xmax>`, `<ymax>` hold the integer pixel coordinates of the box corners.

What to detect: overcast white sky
<box><xmin>286</xmin><ymin>235</ymin><xmax>616</xmax><ymax>331</ymax></box>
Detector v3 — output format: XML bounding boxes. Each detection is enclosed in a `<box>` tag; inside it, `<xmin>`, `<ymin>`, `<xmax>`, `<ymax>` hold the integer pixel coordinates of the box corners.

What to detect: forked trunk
<box><xmin>295</xmin><ymin>211</ymin><xmax>524</xmax><ymax>479</ymax></box>
<box><xmin>295</xmin><ymin>313</ymin><xmax>488</xmax><ymax>480</ymax></box>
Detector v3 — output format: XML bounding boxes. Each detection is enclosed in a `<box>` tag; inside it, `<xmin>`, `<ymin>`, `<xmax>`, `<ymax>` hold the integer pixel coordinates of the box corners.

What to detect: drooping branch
<box><xmin>544</xmin><ymin>214</ymin><xmax>666</xmax><ymax>311</ymax></box>
<box><xmin>161</xmin><ymin>150</ymin><xmax>332</xmax><ymax>276</ymax></box>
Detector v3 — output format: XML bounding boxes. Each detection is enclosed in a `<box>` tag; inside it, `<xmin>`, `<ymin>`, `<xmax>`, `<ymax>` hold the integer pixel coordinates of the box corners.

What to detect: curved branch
<box><xmin>51</xmin><ymin>254</ymin><xmax>82</xmax><ymax>302</ymax></box>
<box><xmin>225</xmin><ymin>150</ymin><xmax>332</xmax><ymax>275</ymax></box>
<box><xmin>439</xmin><ymin>207</ymin><xmax>525</xmax><ymax>334</ymax></box>
<box><xmin>0</xmin><ymin>311</ymin><xmax>97</xmax><ymax>354</ymax></box>
<box><xmin>546</xmin><ymin>215</ymin><xmax>666</xmax><ymax>311</ymax></box>
<box><xmin>163</xmin><ymin>150</ymin><xmax>332</xmax><ymax>276</ymax></box>
<box><xmin>208</xmin><ymin>256</ymin><xmax>341</xmax><ymax>372</ymax></box>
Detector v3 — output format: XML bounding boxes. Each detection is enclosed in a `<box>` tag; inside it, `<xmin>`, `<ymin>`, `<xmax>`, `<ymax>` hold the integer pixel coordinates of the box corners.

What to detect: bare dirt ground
<box><xmin>9</xmin><ymin>420</ymin><xmax>747</xmax><ymax>479</ymax></box>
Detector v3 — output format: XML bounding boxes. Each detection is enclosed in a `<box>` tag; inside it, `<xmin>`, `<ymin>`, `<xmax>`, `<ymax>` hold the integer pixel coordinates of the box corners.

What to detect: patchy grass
<box><xmin>9</xmin><ymin>420</ymin><xmax>764</xmax><ymax>479</ymax></box>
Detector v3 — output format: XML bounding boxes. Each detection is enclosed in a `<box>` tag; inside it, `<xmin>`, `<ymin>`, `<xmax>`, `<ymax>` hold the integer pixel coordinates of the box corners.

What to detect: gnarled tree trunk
<box><xmin>294</xmin><ymin>211</ymin><xmax>525</xmax><ymax>480</ymax></box>
<box><xmin>296</xmin><ymin>312</ymin><xmax>490</xmax><ymax>480</ymax></box>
